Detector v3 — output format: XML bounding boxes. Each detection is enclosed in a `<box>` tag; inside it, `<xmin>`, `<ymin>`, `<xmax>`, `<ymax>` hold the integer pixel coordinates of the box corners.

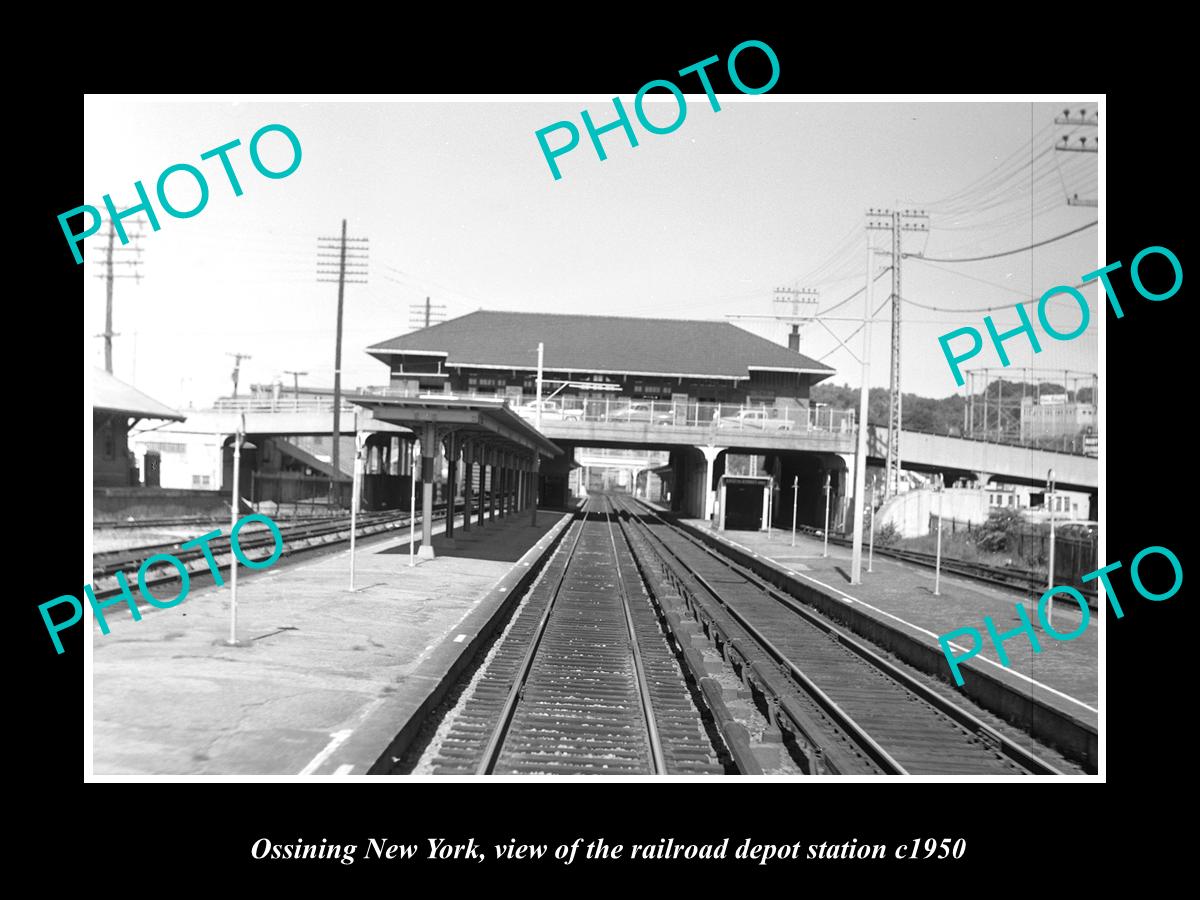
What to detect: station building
<box><xmin>366</xmin><ymin>311</ymin><xmax>847</xmax><ymax>526</ymax></box>
<box><xmin>93</xmin><ymin>369</ymin><xmax>187</xmax><ymax>487</ymax></box>
<box><xmin>91</xmin><ymin>369</ymin><xmax>226</xmax><ymax>521</ymax></box>
<box><xmin>366</xmin><ymin>310</ymin><xmax>834</xmax><ymax>408</ymax></box>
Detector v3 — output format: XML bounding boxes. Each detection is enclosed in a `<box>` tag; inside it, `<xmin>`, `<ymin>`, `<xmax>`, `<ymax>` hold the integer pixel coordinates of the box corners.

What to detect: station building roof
<box><xmin>92</xmin><ymin>369</ymin><xmax>186</xmax><ymax>422</ymax></box>
<box><xmin>366</xmin><ymin>311</ymin><xmax>835</xmax><ymax>382</ymax></box>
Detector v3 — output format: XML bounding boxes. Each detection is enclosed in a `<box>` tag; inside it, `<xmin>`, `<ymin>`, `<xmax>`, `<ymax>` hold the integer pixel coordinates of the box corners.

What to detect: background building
<box><xmin>1019</xmin><ymin>394</ymin><xmax>1097</xmax><ymax>443</ymax></box>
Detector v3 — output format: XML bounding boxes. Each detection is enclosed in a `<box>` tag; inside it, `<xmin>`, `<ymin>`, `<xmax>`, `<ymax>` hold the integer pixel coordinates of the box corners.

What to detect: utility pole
<box><xmin>852</xmin><ymin>212</ymin><xmax>888</xmax><ymax>584</ymax></box>
<box><xmin>771</xmin><ymin>287</ymin><xmax>820</xmax><ymax>351</ymax></box>
<box><xmin>284</xmin><ymin>369</ymin><xmax>308</xmax><ymax>397</ymax></box>
<box><xmin>227</xmin><ymin>352</ymin><xmax>252</xmax><ymax>398</ymax></box>
<box><xmin>409</xmin><ymin>296</ymin><xmax>447</xmax><ymax>331</ymax></box>
<box><xmin>92</xmin><ymin>217</ymin><xmax>145</xmax><ymax>373</ymax></box>
<box><xmin>318</xmin><ymin>221</ymin><xmax>369</xmax><ymax>502</ymax></box>
<box><xmin>532</xmin><ymin>341</ymin><xmax>544</xmax><ymax>527</ymax></box>
<box><xmin>869</xmin><ymin>208</ymin><xmax>929</xmax><ymax>498</ymax></box>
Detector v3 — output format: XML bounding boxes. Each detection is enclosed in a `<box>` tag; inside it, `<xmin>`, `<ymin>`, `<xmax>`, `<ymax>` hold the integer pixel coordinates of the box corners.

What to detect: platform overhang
<box><xmin>348</xmin><ymin>395</ymin><xmax>563</xmax><ymax>460</ymax></box>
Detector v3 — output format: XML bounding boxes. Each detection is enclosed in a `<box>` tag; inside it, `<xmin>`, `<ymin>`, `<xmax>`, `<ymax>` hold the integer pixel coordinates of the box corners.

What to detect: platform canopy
<box><xmin>348</xmin><ymin>394</ymin><xmax>562</xmax><ymax>459</ymax></box>
<box><xmin>92</xmin><ymin>369</ymin><xmax>186</xmax><ymax>422</ymax></box>
<box><xmin>349</xmin><ymin>394</ymin><xmax>562</xmax><ymax>560</ymax></box>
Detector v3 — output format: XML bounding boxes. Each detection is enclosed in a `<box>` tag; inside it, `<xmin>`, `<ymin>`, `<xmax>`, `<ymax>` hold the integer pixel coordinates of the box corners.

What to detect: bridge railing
<box><xmin>212</xmin><ymin>396</ymin><xmax>359</xmax><ymax>414</ymax></box>
<box><xmin>215</xmin><ymin>389</ymin><xmax>861</xmax><ymax>436</ymax></box>
<box><xmin>517</xmin><ymin>398</ymin><xmax>856</xmax><ymax>434</ymax></box>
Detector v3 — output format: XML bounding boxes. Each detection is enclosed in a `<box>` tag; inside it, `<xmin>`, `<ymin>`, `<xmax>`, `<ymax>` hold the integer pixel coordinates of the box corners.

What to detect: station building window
<box><xmin>632</xmin><ymin>382</ymin><xmax>670</xmax><ymax>399</ymax></box>
<box><xmin>468</xmin><ymin>374</ymin><xmax>503</xmax><ymax>392</ymax></box>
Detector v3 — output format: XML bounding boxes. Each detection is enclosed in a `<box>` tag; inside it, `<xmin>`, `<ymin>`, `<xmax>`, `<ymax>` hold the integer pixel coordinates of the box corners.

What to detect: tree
<box><xmin>974</xmin><ymin>507</ymin><xmax>1023</xmax><ymax>553</ymax></box>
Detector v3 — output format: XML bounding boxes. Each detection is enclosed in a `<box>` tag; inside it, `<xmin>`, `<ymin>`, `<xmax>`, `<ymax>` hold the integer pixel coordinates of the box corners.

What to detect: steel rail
<box><xmin>473</xmin><ymin>498</ymin><xmax>596</xmax><ymax>776</ymax></box>
<box><xmin>611</xmin><ymin>495</ymin><xmax>906</xmax><ymax>775</ymax></box>
<box><xmin>601</xmin><ymin>495</ymin><xmax>668</xmax><ymax>775</ymax></box>
<box><xmin>630</xmin><ymin>498</ymin><xmax>1063</xmax><ymax>775</ymax></box>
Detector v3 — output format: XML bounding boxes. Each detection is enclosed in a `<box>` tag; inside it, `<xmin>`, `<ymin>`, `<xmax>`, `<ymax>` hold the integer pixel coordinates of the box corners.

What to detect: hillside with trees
<box><xmin>811</xmin><ymin>378</ymin><xmax>1094</xmax><ymax>437</ymax></box>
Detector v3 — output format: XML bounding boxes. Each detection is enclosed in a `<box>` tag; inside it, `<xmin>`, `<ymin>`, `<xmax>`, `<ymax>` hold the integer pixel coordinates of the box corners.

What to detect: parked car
<box><xmin>717</xmin><ymin>409</ymin><xmax>794</xmax><ymax>430</ymax></box>
<box><xmin>513</xmin><ymin>399</ymin><xmax>580</xmax><ymax>422</ymax></box>
<box><xmin>610</xmin><ymin>402</ymin><xmax>673</xmax><ymax>425</ymax></box>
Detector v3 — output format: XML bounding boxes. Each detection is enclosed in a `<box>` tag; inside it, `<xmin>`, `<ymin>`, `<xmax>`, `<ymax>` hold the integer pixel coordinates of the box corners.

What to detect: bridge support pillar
<box><xmin>837</xmin><ymin>452</ymin><xmax>856</xmax><ymax>534</ymax></box>
<box><xmin>975</xmin><ymin>471</ymin><xmax>993</xmax><ymax>487</ymax></box>
<box><xmin>698</xmin><ymin>445</ymin><xmax>726</xmax><ymax>522</ymax></box>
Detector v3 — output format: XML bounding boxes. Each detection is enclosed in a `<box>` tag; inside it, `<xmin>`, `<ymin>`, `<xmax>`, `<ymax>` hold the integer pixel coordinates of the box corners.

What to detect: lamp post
<box><xmin>349</xmin><ymin>413</ymin><xmax>362</xmax><ymax>590</ymax></box>
<box><xmin>532</xmin><ymin>342</ymin><xmax>543</xmax><ymax>527</ymax></box>
<box><xmin>822</xmin><ymin>472</ymin><xmax>831</xmax><ymax>558</ymax></box>
<box><xmin>934</xmin><ymin>474</ymin><xmax>945</xmax><ymax>596</ymax></box>
<box><xmin>409</xmin><ymin>439</ymin><xmax>419</xmax><ymax>567</ymax></box>
<box><xmin>791</xmin><ymin>475</ymin><xmax>798</xmax><ymax>547</ymax></box>
<box><xmin>868</xmin><ymin>477</ymin><xmax>877</xmax><ymax>573</ymax></box>
<box><xmin>226</xmin><ymin>413</ymin><xmax>254</xmax><ymax>646</ymax></box>
<box><xmin>1046</xmin><ymin>467</ymin><xmax>1057</xmax><ymax>627</ymax></box>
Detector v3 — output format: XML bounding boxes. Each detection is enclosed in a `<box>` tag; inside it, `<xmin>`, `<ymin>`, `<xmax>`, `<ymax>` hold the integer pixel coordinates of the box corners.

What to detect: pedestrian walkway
<box><xmin>92</xmin><ymin>510</ymin><xmax>572</xmax><ymax>776</ymax></box>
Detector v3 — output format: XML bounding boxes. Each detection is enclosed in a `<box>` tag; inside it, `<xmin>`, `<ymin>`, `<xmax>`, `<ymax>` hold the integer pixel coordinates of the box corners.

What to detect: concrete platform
<box><xmin>670</xmin><ymin>516</ymin><xmax>1099</xmax><ymax>771</ymax></box>
<box><xmin>92</xmin><ymin>509</ymin><xmax>572</xmax><ymax>776</ymax></box>
<box><xmin>681</xmin><ymin>520</ymin><xmax>1098</xmax><ymax>706</ymax></box>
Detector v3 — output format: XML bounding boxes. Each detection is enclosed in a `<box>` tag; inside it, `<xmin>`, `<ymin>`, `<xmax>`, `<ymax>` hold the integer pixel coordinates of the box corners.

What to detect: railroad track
<box><xmin>93</xmin><ymin>511</ymin><xmax>410</xmax><ymax>579</ymax></box>
<box><xmin>423</xmin><ymin>495</ymin><xmax>725</xmax><ymax>775</ymax></box>
<box><xmin>95</xmin><ymin>512</ymin><xmax>350</xmax><ymax>530</ymax></box>
<box><xmin>611</xmin><ymin>494</ymin><xmax>1061</xmax><ymax>776</ymax></box>
<box><xmin>90</xmin><ymin>505</ymin><xmax>464</xmax><ymax>598</ymax></box>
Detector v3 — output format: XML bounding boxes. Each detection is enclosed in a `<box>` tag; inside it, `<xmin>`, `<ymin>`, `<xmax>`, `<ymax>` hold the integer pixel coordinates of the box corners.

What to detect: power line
<box><xmin>916</xmin><ymin>260</ymin><xmax>1033</xmax><ymax>296</ymax></box>
<box><xmin>899</xmin><ymin>280</ymin><xmax>1091</xmax><ymax>314</ymax></box>
<box><xmin>813</xmin><ymin>265</ymin><xmax>894</xmax><ymax>317</ymax></box>
<box><xmin>922</xmin><ymin>125</ymin><xmax>1059</xmax><ymax>213</ymax></box>
<box><xmin>816</xmin><ymin>293</ymin><xmax>893</xmax><ymax>363</ymax></box>
<box><xmin>906</xmin><ymin>221</ymin><xmax>1097</xmax><ymax>264</ymax></box>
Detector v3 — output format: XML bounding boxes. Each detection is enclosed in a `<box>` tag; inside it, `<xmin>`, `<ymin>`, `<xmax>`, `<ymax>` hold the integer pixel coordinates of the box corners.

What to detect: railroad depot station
<box><xmin>91</xmin><ymin>310</ymin><xmax>1100</xmax><ymax>779</ymax></box>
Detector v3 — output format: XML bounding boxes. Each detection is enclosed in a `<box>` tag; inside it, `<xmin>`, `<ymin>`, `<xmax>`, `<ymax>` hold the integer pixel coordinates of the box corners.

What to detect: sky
<box><xmin>82</xmin><ymin>97</ymin><xmax>1099</xmax><ymax>409</ymax></box>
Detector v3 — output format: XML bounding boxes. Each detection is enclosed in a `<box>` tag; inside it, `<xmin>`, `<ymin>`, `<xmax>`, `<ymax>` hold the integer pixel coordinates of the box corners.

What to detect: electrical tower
<box><xmin>409</xmin><ymin>296</ymin><xmax>446</xmax><ymax>331</ymax></box>
<box><xmin>317</xmin><ymin>220</ymin><xmax>369</xmax><ymax>495</ymax></box>
<box><xmin>92</xmin><ymin>217</ymin><xmax>146</xmax><ymax>373</ymax></box>
<box><xmin>866</xmin><ymin>208</ymin><xmax>928</xmax><ymax>497</ymax></box>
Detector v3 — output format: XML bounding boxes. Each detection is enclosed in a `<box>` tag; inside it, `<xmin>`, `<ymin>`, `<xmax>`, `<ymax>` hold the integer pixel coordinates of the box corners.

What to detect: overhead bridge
<box><xmin>866</xmin><ymin>428</ymin><xmax>1096</xmax><ymax>492</ymax></box>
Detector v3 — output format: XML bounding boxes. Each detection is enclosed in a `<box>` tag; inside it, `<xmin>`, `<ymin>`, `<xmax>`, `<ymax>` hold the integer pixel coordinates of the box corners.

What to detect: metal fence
<box><xmin>931</xmin><ymin>514</ymin><xmax>1098</xmax><ymax>584</ymax></box>
<box><xmin>251</xmin><ymin>471</ymin><xmax>351</xmax><ymax>508</ymax></box>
